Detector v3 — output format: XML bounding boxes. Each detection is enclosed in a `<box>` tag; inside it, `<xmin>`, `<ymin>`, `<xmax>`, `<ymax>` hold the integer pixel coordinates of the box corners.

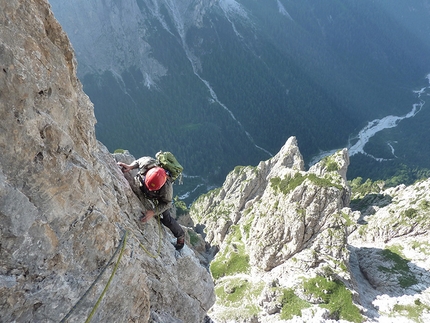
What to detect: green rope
<box><xmin>60</xmin><ymin>213</ymin><xmax>162</xmax><ymax>322</ymax></box>
<box><xmin>85</xmin><ymin>230</ymin><xmax>128</xmax><ymax>323</ymax></box>
<box><xmin>59</xmin><ymin>230</ymin><xmax>127</xmax><ymax>323</ymax></box>
<box><xmin>128</xmin><ymin>215</ymin><xmax>163</xmax><ymax>258</ymax></box>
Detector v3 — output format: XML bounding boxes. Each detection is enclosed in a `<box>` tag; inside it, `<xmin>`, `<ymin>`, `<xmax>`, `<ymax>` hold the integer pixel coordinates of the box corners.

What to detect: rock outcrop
<box><xmin>190</xmin><ymin>137</ymin><xmax>430</xmax><ymax>323</ymax></box>
<box><xmin>347</xmin><ymin>180</ymin><xmax>430</xmax><ymax>321</ymax></box>
<box><xmin>190</xmin><ymin>138</ymin><xmax>357</xmax><ymax>322</ymax></box>
<box><xmin>0</xmin><ymin>1</ymin><xmax>214</xmax><ymax>322</ymax></box>
<box><xmin>3</xmin><ymin>2</ymin><xmax>430</xmax><ymax>323</ymax></box>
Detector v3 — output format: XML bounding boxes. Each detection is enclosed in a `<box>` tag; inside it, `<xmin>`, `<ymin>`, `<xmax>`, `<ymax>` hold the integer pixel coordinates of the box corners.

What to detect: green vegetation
<box><xmin>270</xmin><ymin>173</ymin><xmax>306</xmax><ymax>195</ymax></box>
<box><xmin>297</xmin><ymin>208</ymin><xmax>306</xmax><ymax>221</ymax></box>
<box><xmin>307</xmin><ymin>173</ymin><xmax>343</xmax><ymax>190</ymax></box>
<box><xmin>411</xmin><ymin>241</ymin><xmax>430</xmax><ymax>256</ymax></box>
<box><xmin>187</xmin><ymin>229</ymin><xmax>200</xmax><ymax>246</ymax></box>
<box><xmin>113</xmin><ymin>148</ymin><xmax>126</xmax><ymax>154</ymax></box>
<box><xmin>210</xmin><ymin>225</ymin><xmax>250</xmax><ymax>279</ymax></box>
<box><xmin>189</xmin><ymin>188</ymin><xmax>230</xmax><ymax>222</ymax></box>
<box><xmin>233</xmin><ymin>165</ymin><xmax>245</xmax><ymax>175</ymax></box>
<box><xmin>419</xmin><ymin>200</ymin><xmax>430</xmax><ymax>211</ymax></box>
<box><xmin>270</xmin><ymin>172</ymin><xmax>343</xmax><ymax>195</ymax></box>
<box><xmin>340</xmin><ymin>212</ymin><xmax>354</xmax><ymax>227</ymax></box>
<box><xmin>403</xmin><ymin>208</ymin><xmax>418</xmax><ymax>219</ymax></box>
<box><xmin>214</xmin><ymin>279</ymin><xmax>264</xmax><ymax>321</ymax></box>
<box><xmin>390</xmin><ymin>205</ymin><xmax>428</xmax><ymax>229</ymax></box>
<box><xmin>192</xmin><ymin>187</ymin><xmax>221</xmax><ymax>206</ymax></box>
<box><xmin>174</xmin><ymin>196</ymin><xmax>188</xmax><ymax>216</ymax></box>
<box><xmin>392</xmin><ymin>299</ymin><xmax>430</xmax><ymax>323</ymax></box>
<box><xmin>242</xmin><ymin>215</ymin><xmax>254</xmax><ymax>239</ymax></box>
<box><xmin>321</xmin><ymin>155</ymin><xmax>340</xmax><ymax>172</ymax></box>
<box><xmin>349</xmin><ymin>177</ymin><xmax>392</xmax><ymax>212</ymax></box>
<box><xmin>357</xmin><ymin>223</ymin><xmax>368</xmax><ymax>237</ymax></box>
<box><xmin>379</xmin><ymin>249</ymin><xmax>418</xmax><ymax>288</ymax></box>
<box><xmin>385</xmin><ymin>244</ymin><xmax>407</xmax><ymax>259</ymax></box>
<box><xmin>279</xmin><ymin>288</ymin><xmax>311</xmax><ymax>320</ymax></box>
<box><xmin>303</xmin><ymin>276</ymin><xmax>362</xmax><ymax>322</ymax></box>
<box><xmin>349</xmin><ymin>177</ymin><xmax>385</xmax><ymax>198</ymax></box>
<box><xmin>348</xmin><ymin>158</ymin><xmax>430</xmax><ymax>194</ymax></box>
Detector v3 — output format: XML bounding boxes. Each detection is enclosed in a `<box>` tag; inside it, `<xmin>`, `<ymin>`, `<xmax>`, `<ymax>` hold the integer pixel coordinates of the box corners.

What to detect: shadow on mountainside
<box><xmin>350</xmin><ymin>193</ymin><xmax>393</xmax><ymax>223</ymax></box>
<box><xmin>178</xmin><ymin>220</ymin><xmax>219</xmax><ymax>268</ymax></box>
<box><xmin>348</xmin><ymin>245</ymin><xmax>430</xmax><ymax>320</ymax></box>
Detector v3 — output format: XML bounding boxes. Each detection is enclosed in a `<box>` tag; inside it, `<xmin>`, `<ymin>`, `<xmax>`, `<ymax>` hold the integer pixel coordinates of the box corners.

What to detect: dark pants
<box><xmin>160</xmin><ymin>209</ymin><xmax>185</xmax><ymax>238</ymax></box>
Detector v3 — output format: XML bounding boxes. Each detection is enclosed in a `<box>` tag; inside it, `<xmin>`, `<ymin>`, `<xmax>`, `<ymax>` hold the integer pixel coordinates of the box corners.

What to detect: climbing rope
<box><xmin>126</xmin><ymin>214</ymin><xmax>163</xmax><ymax>259</ymax></box>
<box><xmin>59</xmin><ymin>230</ymin><xmax>128</xmax><ymax>323</ymax></box>
<box><xmin>60</xmin><ymin>214</ymin><xmax>164</xmax><ymax>322</ymax></box>
<box><xmin>85</xmin><ymin>230</ymin><xmax>128</xmax><ymax>323</ymax></box>
<box><xmin>126</xmin><ymin>204</ymin><xmax>161</xmax><ymax>259</ymax></box>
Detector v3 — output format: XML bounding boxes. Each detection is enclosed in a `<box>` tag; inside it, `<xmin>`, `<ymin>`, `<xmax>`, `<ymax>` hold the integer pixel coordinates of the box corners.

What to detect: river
<box><xmin>309</xmin><ymin>73</ymin><xmax>430</xmax><ymax>166</ymax></box>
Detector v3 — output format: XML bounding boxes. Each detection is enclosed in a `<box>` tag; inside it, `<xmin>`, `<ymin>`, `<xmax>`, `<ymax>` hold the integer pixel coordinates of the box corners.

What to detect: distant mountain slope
<box><xmin>49</xmin><ymin>0</ymin><xmax>430</xmax><ymax>200</ymax></box>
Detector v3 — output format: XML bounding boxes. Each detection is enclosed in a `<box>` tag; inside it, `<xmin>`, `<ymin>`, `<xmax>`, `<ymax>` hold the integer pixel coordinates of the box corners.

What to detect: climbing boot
<box><xmin>175</xmin><ymin>236</ymin><xmax>185</xmax><ymax>250</ymax></box>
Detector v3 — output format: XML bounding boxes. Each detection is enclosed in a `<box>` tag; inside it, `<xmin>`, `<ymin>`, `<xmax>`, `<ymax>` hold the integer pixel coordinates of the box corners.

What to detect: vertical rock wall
<box><xmin>0</xmin><ymin>1</ymin><xmax>214</xmax><ymax>322</ymax></box>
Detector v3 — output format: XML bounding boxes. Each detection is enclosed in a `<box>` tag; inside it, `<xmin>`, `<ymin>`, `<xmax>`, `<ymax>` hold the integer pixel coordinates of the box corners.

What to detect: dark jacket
<box><xmin>132</xmin><ymin>156</ymin><xmax>173</xmax><ymax>215</ymax></box>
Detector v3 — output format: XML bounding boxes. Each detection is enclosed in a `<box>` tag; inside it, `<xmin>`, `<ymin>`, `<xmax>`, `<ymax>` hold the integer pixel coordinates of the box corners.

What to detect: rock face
<box><xmin>190</xmin><ymin>137</ymin><xmax>430</xmax><ymax>322</ymax></box>
<box><xmin>3</xmin><ymin>2</ymin><xmax>430</xmax><ymax>323</ymax></box>
<box><xmin>0</xmin><ymin>1</ymin><xmax>214</xmax><ymax>322</ymax></box>
<box><xmin>347</xmin><ymin>180</ymin><xmax>430</xmax><ymax>321</ymax></box>
<box><xmin>190</xmin><ymin>137</ymin><xmax>355</xmax><ymax>322</ymax></box>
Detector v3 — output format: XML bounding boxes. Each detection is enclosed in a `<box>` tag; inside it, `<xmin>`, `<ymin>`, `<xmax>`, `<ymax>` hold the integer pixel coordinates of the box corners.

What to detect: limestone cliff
<box><xmin>190</xmin><ymin>137</ymin><xmax>430</xmax><ymax>323</ymax></box>
<box><xmin>0</xmin><ymin>1</ymin><xmax>214</xmax><ymax>322</ymax></box>
<box><xmin>190</xmin><ymin>138</ymin><xmax>356</xmax><ymax>322</ymax></box>
<box><xmin>3</xmin><ymin>2</ymin><xmax>430</xmax><ymax>323</ymax></box>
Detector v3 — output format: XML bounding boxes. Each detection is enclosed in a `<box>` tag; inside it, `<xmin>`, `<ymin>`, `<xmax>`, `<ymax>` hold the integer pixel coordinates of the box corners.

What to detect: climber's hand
<box><xmin>140</xmin><ymin>210</ymin><xmax>155</xmax><ymax>223</ymax></box>
<box><xmin>117</xmin><ymin>162</ymin><xmax>132</xmax><ymax>173</ymax></box>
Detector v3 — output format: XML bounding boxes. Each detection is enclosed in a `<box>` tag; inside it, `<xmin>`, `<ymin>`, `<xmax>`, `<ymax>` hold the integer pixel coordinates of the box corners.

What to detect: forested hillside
<box><xmin>50</xmin><ymin>0</ymin><xmax>430</xmax><ymax>202</ymax></box>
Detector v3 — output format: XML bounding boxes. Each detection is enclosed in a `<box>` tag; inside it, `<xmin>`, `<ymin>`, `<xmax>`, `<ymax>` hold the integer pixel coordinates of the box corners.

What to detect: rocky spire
<box><xmin>191</xmin><ymin>136</ymin><xmax>430</xmax><ymax>322</ymax></box>
<box><xmin>190</xmin><ymin>137</ymin><xmax>354</xmax><ymax>320</ymax></box>
<box><xmin>0</xmin><ymin>1</ymin><xmax>214</xmax><ymax>322</ymax></box>
<box><xmin>3</xmin><ymin>2</ymin><xmax>430</xmax><ymax>323</ymax></box>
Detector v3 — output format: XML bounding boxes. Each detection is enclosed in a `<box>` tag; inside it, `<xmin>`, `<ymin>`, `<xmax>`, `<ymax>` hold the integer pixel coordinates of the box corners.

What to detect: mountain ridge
<box><xmin>190</xmin><ymin>137</ymin><xmax>430</xmax><ymax>323</ymax></box>
<box><xmin>2</xmin><ymin>1</ymin><xmax>430</xmax><ymax>322</ymax></box>
<box><xmin>49</xmin><ymin>0</ymin><xmax>430</xmax><ymax>202</ymax></box>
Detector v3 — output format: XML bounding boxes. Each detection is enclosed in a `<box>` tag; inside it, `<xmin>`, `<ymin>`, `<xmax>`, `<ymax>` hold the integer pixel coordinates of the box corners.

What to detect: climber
<box><xmin>117</xmin><ymin>159</ymin><xmax>185</xmax><ymax>250</ymax></box>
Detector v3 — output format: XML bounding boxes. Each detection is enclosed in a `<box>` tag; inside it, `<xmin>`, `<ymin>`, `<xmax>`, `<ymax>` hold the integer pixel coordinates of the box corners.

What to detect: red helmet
<box><xmin>145</xmin><ymin>167</ymin><xmax>167</xmax><ymax>191</ymax></box>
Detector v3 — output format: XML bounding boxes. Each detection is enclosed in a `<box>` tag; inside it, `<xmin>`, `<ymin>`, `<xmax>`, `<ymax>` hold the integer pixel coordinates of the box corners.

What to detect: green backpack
<box><xmin>156</xmin><ymin>151</ymin><xmax>183</xmax><ymax>182</ymax></box>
